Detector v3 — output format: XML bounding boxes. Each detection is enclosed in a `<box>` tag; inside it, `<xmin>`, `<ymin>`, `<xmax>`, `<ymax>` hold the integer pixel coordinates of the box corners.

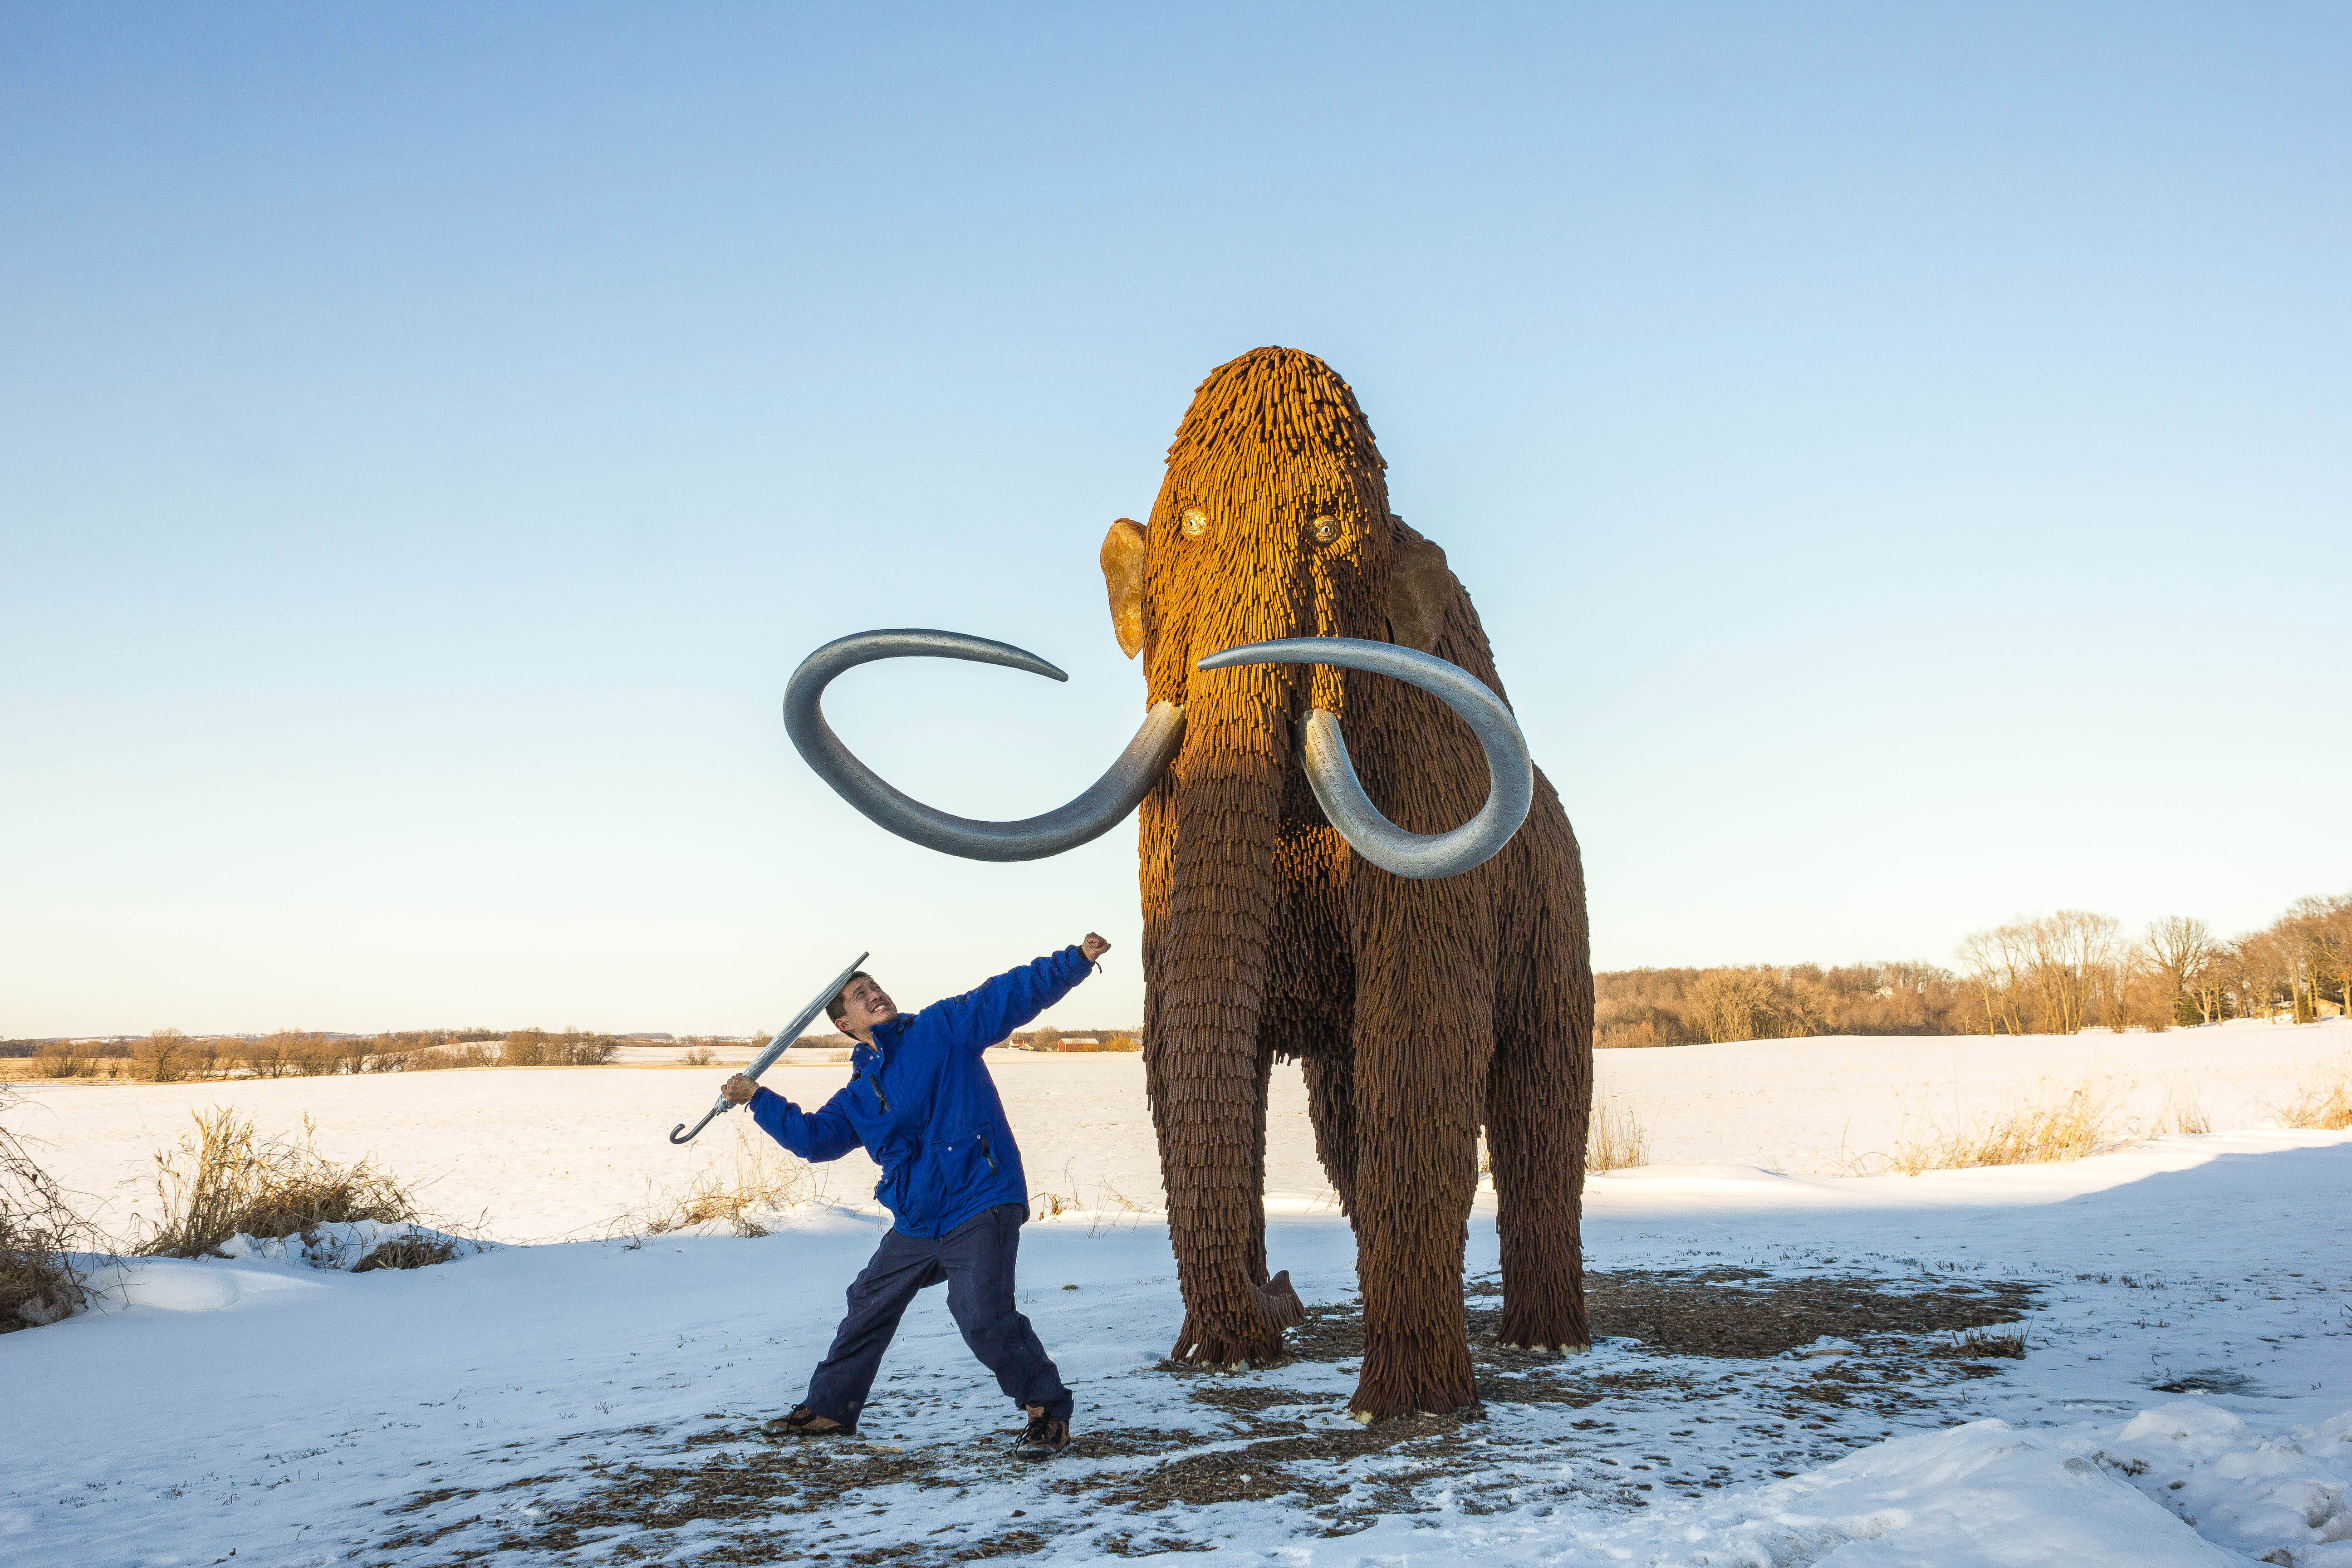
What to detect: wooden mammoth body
<box><xmin>790</xmin><ymin>347</ymin><xmax>1594</xmax><ymax>1420</ymax></box>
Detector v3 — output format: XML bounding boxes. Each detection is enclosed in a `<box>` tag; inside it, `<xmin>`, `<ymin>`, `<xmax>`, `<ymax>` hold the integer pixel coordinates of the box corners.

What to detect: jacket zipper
<box><xmin>980</xmin><ymin>1133</ymin><xmax>997</xmax><ymax>1176</ymax></box>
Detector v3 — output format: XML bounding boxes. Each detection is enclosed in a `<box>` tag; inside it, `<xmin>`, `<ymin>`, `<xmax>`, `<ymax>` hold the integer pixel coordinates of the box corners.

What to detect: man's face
<box><xmin>837</xmin><ymin>975</ymin><xmax>897</xmax><ymax>1034</ymax></box>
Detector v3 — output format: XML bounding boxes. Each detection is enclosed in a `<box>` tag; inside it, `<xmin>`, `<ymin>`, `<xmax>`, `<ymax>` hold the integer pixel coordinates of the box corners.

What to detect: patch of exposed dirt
<box><xmin>372</xmin><ymin>1267</ymin><xmax>2045</xmax><ymax>1567</ymax></box>
<box><xmin>1570</xmin><ymin>1268</ymin><xmax>2038</xmax><ymax>1359</ymax></box>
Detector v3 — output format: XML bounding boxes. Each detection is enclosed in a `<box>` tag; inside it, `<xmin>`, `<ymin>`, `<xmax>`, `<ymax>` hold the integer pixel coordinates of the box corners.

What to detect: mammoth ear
<box><xmin>1099</xmin><ymin>517</ymin><xmax>1147</xmax><ymax>659</ymax></box>
<box><xmin>1387</xmin><ymin>537</ymin><xmax>1452</xmax><ymax>653</ymax></box>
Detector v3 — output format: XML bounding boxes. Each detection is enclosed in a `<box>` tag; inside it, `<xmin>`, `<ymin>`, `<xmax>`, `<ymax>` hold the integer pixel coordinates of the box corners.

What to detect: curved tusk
<box><xmin>1194</xmin><ymin>637</ymin><xmax>1533</xmax><ymax>880</ymax></box>
<box><xmin>785</xmin><ymin>628</ymin><xmax>1186</xmax><ymax>862</ymax></box>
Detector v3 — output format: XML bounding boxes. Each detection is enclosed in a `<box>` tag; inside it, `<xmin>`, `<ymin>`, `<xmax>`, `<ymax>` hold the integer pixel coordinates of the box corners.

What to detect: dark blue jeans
<box><xmin>803</xmin><ymin>1202</ymin><xmax>1071</xmax><ymax>1430</ymax></box>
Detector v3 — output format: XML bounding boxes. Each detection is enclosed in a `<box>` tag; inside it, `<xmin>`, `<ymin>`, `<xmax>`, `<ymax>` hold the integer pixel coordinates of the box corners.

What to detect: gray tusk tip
<box><xmin>1191</xmin><ymin>635</ymin><xmax>1535</xmax><ymax>880</ymax></box>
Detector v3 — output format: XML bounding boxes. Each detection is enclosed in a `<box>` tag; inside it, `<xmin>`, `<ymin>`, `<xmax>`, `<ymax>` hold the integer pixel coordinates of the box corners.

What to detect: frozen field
<box><xmin>11</xmin><ymin>1017</ymin><xmax>2348</xmax><ymax>1243</ymax></box>
<box><xmin>4</xmin><ymin>1020</ymin><xmax>2349</xmax><ymax>1567</ymax></box>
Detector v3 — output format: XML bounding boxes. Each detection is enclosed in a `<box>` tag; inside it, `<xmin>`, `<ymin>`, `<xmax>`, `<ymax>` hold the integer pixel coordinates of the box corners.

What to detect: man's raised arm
<box><xmin>931</xmin><ymin>933</ymin><xmax>1112</xmax><ymax>1054</ymax></box>
<box><xmin>732</xmin><ymin>1077</ymin><xmax>862</xmax><ymax>1162</ymax></box>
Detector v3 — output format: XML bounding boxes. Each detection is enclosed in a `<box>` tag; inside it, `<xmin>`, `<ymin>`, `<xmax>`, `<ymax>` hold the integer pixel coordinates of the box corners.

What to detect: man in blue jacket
<box><xmin>720</xmin><ymin>934</ymin><xmax>1108</xmax><ymax>1455</ymax></box>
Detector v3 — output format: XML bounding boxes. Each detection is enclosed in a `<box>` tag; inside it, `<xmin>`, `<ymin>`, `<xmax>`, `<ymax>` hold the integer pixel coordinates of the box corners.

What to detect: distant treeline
<box><xmin>1008</xmin><ymin>1027</ymin><xmax>1140</xmax><ymax>1052</ymax></box>
<box><xmin>0</xmin><ymin>1021</ymin><xmax>1151</xmax><ymax>1080</ymax></box>
<box><xmin>1600</xmin><ymin>890</ymin><xmax>2352</xmax><ymax>1047</ymax></box>
<box><xmin>19</xmin><ymin>890</ymin><xmax>2344</xmax><ymax>1072</ymax></box>
<box><xmin>1</xmin><ymin>1027</ymin><xmax>635</xmax><ymax>1082</ymax></box>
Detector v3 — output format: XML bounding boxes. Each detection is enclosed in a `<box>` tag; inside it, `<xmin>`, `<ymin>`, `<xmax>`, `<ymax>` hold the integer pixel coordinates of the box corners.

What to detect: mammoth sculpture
<box><xmin>787</xmin><ymin>346</ymin><xmax>1593</xmax><ymax>1421</ymax></box>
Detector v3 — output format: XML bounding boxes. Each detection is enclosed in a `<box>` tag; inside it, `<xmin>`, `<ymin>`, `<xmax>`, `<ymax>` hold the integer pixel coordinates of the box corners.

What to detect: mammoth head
<box><xmin>1099</xmin><ymin>346</ymin><xmax>1456</xmax><ymax>676</ymax></box>
<box><xmin>785</xmin><ymin>348</ymin><xmax>1532</xmax><ymax>879</ymax></box>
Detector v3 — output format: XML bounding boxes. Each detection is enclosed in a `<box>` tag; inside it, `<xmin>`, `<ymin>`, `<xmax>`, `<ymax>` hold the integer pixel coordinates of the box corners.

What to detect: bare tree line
<box><xmin>1601</xmin><ymin>890</ymin><xmax>2352</xmax><ymax>1048</ymax></box>
<box><xmin>3</xmin><ymin>1027</ymin><xmax>627</xmax><ymax>1082</ymax></box>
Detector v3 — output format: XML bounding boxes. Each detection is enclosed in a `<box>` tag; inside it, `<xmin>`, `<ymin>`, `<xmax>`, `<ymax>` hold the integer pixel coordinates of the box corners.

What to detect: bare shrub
<box><xmin>250</xmin><ymin>1032</ymin><xmax>347</xmax><ymax>1077</ymax></box>
<box><xmin>34</xmin><ymin>1043</ymin><xmax>91</xmax><ymax>1079</ymax></box>
<box><xmin>241</xmin><ymin>1033</ymin><xmax>295</xmax><ymax>1078</ymax></box>
<box><xmin>132</xmin><ymin>1029</ymin><xmax>192</xmax><ymax>1083</ymax></box>
<box><xmin>502</xmin><ymin>1029</ymin><xmax>620</xmax><ymax>1067</ymax></box>
<box><xmin>1597</xmin><ymin>1000</ymin><xmax>1692</xmax><ymax>1050</ymax></box>
<box><xmin>1049</xmin><ymin>1032</ymin><xmax>1140</xmax><ymax>1052</ymax></box>
<box><xmin>1027</xmin><ymin>1026</ymin><xmax>1064</xmax><ymax>1054</ymax></box>
<box><xmin>1</xmin><ymin>1086</ymin><xmax>94</xmax><ymax>1331</ymax></box>
<box><xmin>1686</xmin><ymin>969</ymin><xmax>1779</xmax><ymax>1044</ymax></box>
<box><xmin>2274</xmin><ymin>1057</ymin><xmax>2352</xmax><ymax>1132</ymax></box>
<box><xmin>138</xmin><ymin>1108</ymin><xmax>416</xmax><ymax>1259</ymax></box>
<box><xmin>619</xmin><ymin>1124</ymin><xmax>819</xmax><ymax>1239</ymax></box>
<box><xmin>1587</xmin><ymin>1101</ymin><xmax>1650</xmax><ymax>1172</ymax></box>
<box><xmin>1880</xmin><ymin>1079</ymin><xmax>2126</xmax><ymax>1175</ymax></box>
<box><xmin>400</xmin><ymin>1044</ymin><xmax>498</xmax><ymax>1072</ymax></box>
<box><xmin>681</xmin><ymin>1046</ymin><xmax>718</xmax><ymax>1066</ymax></box>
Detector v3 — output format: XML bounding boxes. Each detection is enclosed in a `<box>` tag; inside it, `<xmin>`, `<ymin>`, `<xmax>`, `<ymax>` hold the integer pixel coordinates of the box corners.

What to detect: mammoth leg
<box><xmin>1144</xmin><ymin>723</ymin><xmax>1303</xmax><ymax>1368</ymax></box>
<box><xmin>1487</xmin><ymin>786</ymin><xmax>1594</xmax><ymax>1352</ymax></box>
<box><xmin>1271</xmin><ymin>822</ymin><xmax>1359</xmax><ymax>1221</ymax></box>
<box><xmin>1150</xmin><ymin>999</ymin><xmax>1303</xmax><ymax>1365</ymax></box>
<box><xmin>1298</xmin><ymin>1050</ymin><xmax>1359</xmax><ymax>1221</ymax></box>
<box><xmin>1348</xmin><ymin>874</ymin><xmax>1488</xmax><ymax>1420</ymax></box>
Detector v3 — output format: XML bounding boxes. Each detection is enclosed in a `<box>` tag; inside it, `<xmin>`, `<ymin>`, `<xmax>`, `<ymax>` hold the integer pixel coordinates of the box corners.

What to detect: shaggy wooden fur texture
<box><xmin>1108</xmin><ymin>346</ymin><xmax>1595</xmax><ymax>1421</ymax></box>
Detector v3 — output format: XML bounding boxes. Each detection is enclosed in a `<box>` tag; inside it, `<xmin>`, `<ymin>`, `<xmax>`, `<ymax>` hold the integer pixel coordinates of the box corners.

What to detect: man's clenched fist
<box><xmin>1080</xmin><ymin>932</ymin><xmax>1112</xmax><ymax>961</ymax></box>
<box><xmin>722</xmin><ymin>1073</ymin><xmax>756</xmax><ymax>1105</ymax></box>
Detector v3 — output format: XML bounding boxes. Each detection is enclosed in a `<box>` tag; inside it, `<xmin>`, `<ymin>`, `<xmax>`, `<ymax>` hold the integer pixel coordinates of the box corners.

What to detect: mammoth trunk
<box><xmin>1142</xmin><ymin>679</ymin><xmax>1306</xmax><ymax>1366</ymax></box>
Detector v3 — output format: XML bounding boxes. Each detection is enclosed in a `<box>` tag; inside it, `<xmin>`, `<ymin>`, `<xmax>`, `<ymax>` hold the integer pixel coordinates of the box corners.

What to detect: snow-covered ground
<box><xmin>12</xmin><ymin>1017</ymin><xmax>2347</xmax><ymax>1241</ymax></box>
<box><xmin>5</xmin><ymin>1022</ymin><xmax>2349</xmax><ymax>1566</ymax></box>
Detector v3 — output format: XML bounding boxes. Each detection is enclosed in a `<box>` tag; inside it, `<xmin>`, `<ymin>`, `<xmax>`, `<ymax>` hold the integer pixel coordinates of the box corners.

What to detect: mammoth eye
<box><xmin>1181</xmin><ymin>509</ymin><xmax>1208</xmax><ymax>538</ymax></box>
<box><xmin>1311</xmin><ymin>515</ymin><xmax>1340</xmax><ymax>544</ymax></box>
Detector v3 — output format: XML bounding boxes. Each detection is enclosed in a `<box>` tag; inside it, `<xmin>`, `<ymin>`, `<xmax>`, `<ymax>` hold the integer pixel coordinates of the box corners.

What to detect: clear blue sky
<box><xmin>4</xmin><ymin>4</ymin><xmax>2346</xmax><ymax>1037</ymax></box>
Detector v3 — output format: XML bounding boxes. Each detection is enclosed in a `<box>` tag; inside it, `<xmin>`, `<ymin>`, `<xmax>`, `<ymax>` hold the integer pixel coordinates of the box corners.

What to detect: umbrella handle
<box><xmin>669</xmin><ymin>1098</ymin><xmax>732</xmax><ymax>1146</ymax></box>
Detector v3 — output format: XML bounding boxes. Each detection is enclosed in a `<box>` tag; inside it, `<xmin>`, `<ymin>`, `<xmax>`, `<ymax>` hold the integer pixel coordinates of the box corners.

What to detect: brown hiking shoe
<box><xmin>1016</xmin><ymin>1403</ymin><xmax>1069</xmax><ymax>1455</ymax></box>
<box><xmin>764</xmin><ymin>1405</ymin><xmax>852</xmax><ymax>1440</ymax></box>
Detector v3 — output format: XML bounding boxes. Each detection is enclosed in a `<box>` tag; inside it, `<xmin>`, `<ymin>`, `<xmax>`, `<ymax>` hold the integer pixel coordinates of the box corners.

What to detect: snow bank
<box><xmin>1599</xmin><ymin>1416</ymin><xmax>2240</xmax><ymax>1566</ymax></box>
<box><xmin>79</xmin><ymin>1221</ymin><xmax>484</xmax><ymax>1316</ymax></box>
<box><xmin>2082</xmin><ymin>1402</ymin><xmax>2352</xmax><ymax>1567</ymax></box>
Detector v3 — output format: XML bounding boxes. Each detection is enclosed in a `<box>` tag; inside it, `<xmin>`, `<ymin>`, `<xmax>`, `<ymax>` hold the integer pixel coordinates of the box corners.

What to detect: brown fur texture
<box><xmin>1114</xmin><ymin>346</ymin><xmax>1595</xmax><ymax>1420</ymax></box>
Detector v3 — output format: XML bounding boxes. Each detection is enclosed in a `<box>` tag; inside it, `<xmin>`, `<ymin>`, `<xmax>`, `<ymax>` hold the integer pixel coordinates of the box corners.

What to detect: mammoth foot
<box><xmin>1345</xmin><ymin>1335</ymin><xmax>1478</xmax><ymax>1423</ymax></box>
<box><xmin>1168</xmin><ymin>1270</ymin><xmax>1304</xmax><ymax>1368</ymax></box>
<box><xmin>1495</xmin><ymin>1298</ymin><xmax>1590</xmax><ymax>1357</ymax></box>
<box><xmin>1254</xmin><ymin>1269</ymin><xmax>1306</xmax><ymax>1329</ymax></box>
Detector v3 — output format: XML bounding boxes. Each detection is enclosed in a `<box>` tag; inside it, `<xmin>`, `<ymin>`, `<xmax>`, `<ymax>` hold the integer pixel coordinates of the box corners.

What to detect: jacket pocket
<box><xmin>911</xmin><ymin>1128</ymin><xmax>1000</xmax><ymax>1220</ymax></box>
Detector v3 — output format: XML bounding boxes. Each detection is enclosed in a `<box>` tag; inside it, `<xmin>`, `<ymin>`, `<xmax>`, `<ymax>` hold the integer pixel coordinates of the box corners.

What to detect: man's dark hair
<box><xmin>826</xmin><ymin>972</ymin><xmax>874</xmax><ymax>1027</ymax></box>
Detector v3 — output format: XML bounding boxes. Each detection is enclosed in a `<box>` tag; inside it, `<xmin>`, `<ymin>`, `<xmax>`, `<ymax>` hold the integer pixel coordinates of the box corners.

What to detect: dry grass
<box><xmin>1</xmin><ymin>1085</ymin><xmax>94</xmax><ymax>1331</ymax></box>
<box><xmin>1877</xmin><ymin>1078</ymin><xmax>2127</xmax><ymax>1176</ymax></box>
<box><xmin>2156</xmin><ymin>1086</ymin><xmax>2212</xmax><ymax>1137</ymax></box>
<box><xmin>1477</xmin><ymin>1100</ymin><xmax>1650</xmax><ymax>1185</ymax></box>
<box><xmin>619</xmin><ymin>1122</ymin><xmax>823</xmax><ymax>1239</ymax></box>
<box><xmin>1029</xmin><ymin>1158</ymin><xmax>1149</xmax><ymax>1233</ymax></box>
<box><xmin>137</xmin><ymin>1107</ymin><xmax>418</xmax><ymax>1259</ymax></box>
<box><xmin>1586</xmin><ymin>1100</ymin><xmax>1651</xmax><ymax>1173</ymax></box>
<box><xmin>2274</xmin><ymin>1055</ymin><xmax>2352</xmax><ymax>1131</ymax></box>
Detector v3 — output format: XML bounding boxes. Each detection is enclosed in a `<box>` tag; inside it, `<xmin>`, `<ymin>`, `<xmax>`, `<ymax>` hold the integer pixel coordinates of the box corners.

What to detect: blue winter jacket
<box><xmin>747</xmin><ymin>946</ymin><xmax>1093</xmax><ymax>1238</ymax></box>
